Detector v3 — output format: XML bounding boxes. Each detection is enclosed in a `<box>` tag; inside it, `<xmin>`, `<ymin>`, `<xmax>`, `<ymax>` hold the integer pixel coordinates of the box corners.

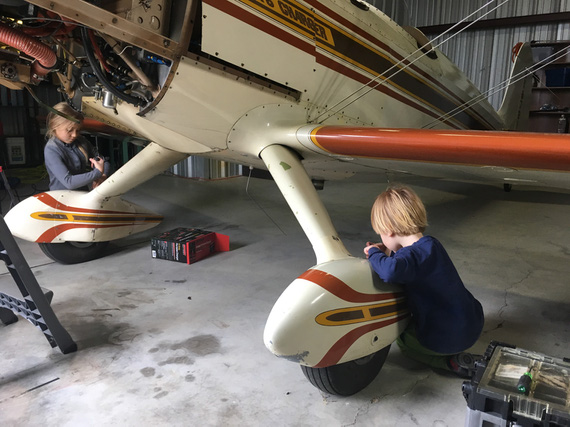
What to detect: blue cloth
<box><xmin>44</xmin><ymin>135</ymin><xmax>109</xmax><ymax>191</ymax></box>
<box><xmin>368</xmin><ymin>235</ymin><xmax>484</xmax><ymax>354</ymax></box>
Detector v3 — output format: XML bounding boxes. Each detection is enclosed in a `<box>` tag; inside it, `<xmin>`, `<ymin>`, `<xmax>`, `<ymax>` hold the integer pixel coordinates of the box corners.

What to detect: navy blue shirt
<box><xmin>368</xmin><ymin>235</ymin><xmax>484</xmax><ymax>354</ymax></box>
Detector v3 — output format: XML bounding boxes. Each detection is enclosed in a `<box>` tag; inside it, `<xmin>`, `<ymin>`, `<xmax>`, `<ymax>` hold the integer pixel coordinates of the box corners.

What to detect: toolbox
<box><xmin>462</xmin><ymin>342</ymin><xmax>570</xmax><ymax>427</ymax></box>
<box><xmin>151</xmin><ymin>228</ymin><xmax>229</xmax><ymax>264</ymax></box>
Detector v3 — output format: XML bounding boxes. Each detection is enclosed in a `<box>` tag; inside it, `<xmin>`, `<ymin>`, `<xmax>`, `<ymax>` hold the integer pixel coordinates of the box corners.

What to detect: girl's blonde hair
<box><xmin>371</xmin><ymin>184</ymin><xmax>427</xmax><ymax>236</ymax></box>
<box><xmin>45</xmin><ymin>102</ymin><xmax>83</xmax><ymax>139</ymax></box>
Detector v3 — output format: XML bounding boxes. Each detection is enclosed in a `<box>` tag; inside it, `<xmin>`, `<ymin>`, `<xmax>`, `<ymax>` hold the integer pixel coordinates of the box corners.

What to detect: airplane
<box><xmin>1</xmin><ymin>0</ymin><xmax>569</xmax><ymax>396</ymax></box>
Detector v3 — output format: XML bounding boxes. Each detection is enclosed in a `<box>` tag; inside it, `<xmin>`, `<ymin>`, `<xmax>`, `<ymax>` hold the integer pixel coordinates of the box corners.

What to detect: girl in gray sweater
<box><xmin>44</xmin><ymin>102</ymin><xmax>110</xmax><ymax>191</ymax></box>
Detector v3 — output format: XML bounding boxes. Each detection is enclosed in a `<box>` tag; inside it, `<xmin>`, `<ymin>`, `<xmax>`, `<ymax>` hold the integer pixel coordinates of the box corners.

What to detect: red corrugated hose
<box><xmin>0</xmin><ymin>22</ymin><xmax>57</xmax><ymax>80</ymax></box>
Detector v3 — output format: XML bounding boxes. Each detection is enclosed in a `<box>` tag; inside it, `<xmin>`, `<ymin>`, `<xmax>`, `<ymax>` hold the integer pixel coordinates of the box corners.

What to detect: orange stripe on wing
<box><xmin>311</xmin><ymin>127</ymin><xmax>570</xmax><ymax>172</ymax></box>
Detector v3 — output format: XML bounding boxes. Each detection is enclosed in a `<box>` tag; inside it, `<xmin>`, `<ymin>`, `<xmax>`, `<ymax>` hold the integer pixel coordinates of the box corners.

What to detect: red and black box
<box><xmin>151</xmin><ymin>228</ymin><xmax>229</xmax><ymax>264</ymax></box>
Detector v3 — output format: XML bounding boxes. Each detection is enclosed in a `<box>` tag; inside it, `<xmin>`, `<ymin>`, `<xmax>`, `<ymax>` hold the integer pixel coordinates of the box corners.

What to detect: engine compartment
<box><xmin>0</xmin><ymin>0</ymin><xmax>192</xmax><ymax>113</ymax></box>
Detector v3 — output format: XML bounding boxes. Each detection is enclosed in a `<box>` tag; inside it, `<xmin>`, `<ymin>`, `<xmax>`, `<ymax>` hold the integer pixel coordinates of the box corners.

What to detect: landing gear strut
<box><xmin>260</xmin><ymin>145</ymin><xmax>403</xmax><ymax>396</ymax></box>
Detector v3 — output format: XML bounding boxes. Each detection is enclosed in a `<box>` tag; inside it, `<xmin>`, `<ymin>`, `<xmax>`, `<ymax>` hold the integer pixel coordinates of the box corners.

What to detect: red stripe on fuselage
<box><xmin>302</xmin><ymin>0</ymin><xmax>486</xmax><ymax>118</ymax></box>
<box><xmin>313</xmin><ymin>52</ymin><xmax>460</xmax><ymax>128</ymax></box>
<box><xmin>203</xmin><ymin>0</ymin><xmax>493</xmax><ymax>129</ymax></box>
<box><xmin>205</xmin><ymin>0</ymin><xmax>315</xmax><ymax>56</ymax></box>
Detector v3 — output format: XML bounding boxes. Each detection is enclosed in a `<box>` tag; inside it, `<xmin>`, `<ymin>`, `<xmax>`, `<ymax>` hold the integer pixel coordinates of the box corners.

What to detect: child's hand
<box><xmin>92</xmin><ymin>174</ymin><xmax>107</xmax><ymax>188</ymax></box>
<box><xmin>364</xmin><ymin>242</ymin><xmax>388</xmax><ymax>258</ymax></box>
<box><xmin>90</xmin><ymin>156</ymin><xmax>105</xmax><ymax>173</ymax></box>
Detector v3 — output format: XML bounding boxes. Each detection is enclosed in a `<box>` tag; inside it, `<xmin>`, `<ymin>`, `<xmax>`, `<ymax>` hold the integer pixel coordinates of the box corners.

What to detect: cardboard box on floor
<box><xmin>151</xmin><ymin>228</ymin><xmax>229</xmax><ymax>264</ymax></box>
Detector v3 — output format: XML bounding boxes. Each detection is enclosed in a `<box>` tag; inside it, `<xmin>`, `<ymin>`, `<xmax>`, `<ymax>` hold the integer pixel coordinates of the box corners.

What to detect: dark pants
<box><xmin>396</xmin><ymin>325</ymin><xmax>453</xmax><ymax>371</ymax></box>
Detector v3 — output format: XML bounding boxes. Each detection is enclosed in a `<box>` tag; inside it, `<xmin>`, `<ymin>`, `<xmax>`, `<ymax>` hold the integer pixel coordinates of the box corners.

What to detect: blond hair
<box><xmin>46</xmin><ymin>102</ymin><xmax>83</xmax><ymax>139</ymax></box>
<box><xmin>371</xmin><ymin>185</ymin><xmax>427</xmax><ymax>236</ymax></box>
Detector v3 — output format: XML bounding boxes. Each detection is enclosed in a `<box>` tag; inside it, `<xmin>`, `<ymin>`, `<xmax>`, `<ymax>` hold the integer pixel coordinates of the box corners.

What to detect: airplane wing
<box><xmin>268</xmin><ymin>125</ymin><xmax>570</xmax><ymax>192</ymax></box>
<box><xmin>297</xmin><ymin>126</ymin><xmax>570</xmax><ymax>172</ymax></box>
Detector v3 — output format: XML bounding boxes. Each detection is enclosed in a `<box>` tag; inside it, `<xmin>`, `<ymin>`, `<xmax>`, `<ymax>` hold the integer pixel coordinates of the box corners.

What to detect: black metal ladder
<box><xmin>0</xmin><ymin>166</ymin><xmax>19</xmax><ymax>215</ymax></box>
<box><xmin>0</xmin><ymin>213</ymin><xmax>77</xmax><ymax>354</ymax></box>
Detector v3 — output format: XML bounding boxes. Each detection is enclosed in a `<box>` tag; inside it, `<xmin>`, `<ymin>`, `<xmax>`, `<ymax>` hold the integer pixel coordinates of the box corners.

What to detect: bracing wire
<box><xmin>312</xmin><ymin>0</ymin><xmax>510</xmax><ymax>124</ymax></box>
<box><xmin>245</xmin><ymin>166</ymin><xmax>287</xmax><ymax>235</ymax></box>
<box><xmin>315</xmin><ymin>0</ymin><xmax>509</xmax><ymax>123</ymax></box>
<box><xmin>422</xmin><ymin>46</ymin><xmax>570</xmax><ymax>129</ymax></box>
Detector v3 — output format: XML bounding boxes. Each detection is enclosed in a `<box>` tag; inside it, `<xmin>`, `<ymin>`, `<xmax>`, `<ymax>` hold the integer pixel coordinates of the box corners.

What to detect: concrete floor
<box><xmin>0</xmin><ymin>173</ymin><xmax>569</xmax><ymax>426</ymax></box>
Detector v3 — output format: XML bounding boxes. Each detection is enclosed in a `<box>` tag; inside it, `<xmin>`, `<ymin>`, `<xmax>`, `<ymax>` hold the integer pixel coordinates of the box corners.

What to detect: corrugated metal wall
<box><xmin>371</xmin><ymin>0</ymin><xmax>570</xmax><ymax>109</ymax></box>
<box><xmin>0</xmin><ymin>85</ymin><xmax>61</xmax><ymax>136</ymax></box>
<box><xmin>0</xmin><ymin>84</ymin><xmax>61</xmax><ymax>166</ymax></box>
<box><xmin>170</xmin><ymin>157</ymin><xmax>243</xmax><ymax>180</ymax></box>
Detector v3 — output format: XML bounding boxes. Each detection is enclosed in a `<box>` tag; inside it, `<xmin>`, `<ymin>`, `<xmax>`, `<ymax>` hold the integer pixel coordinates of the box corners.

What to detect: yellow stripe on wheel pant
<box><xmin>316</xmin><ymin>299</ymin><xmax>408</xmax><ymax>326</ymax></box>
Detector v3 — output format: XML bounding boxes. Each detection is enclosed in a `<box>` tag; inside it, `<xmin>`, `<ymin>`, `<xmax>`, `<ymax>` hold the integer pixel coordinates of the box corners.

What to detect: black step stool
<box><xmin>0</xmin><ymin>213</ymin><xmax>77</xmax><ymax>354</ymax></box>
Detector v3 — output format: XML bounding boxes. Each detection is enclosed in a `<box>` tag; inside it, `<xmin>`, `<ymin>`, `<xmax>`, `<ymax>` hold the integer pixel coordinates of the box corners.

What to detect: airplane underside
<box><xmin>1</xmin><ymin>0</ymin><xmax>569</xmax><ymax>395</ymax></box>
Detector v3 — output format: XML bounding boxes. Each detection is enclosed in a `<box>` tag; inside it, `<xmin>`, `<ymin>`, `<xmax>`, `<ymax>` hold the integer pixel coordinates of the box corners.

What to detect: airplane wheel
<box><xmin>300</xmin><ymin>344</ymin><xmax>391</xmax><ymax>396</ymax></box>
<box><xmin>38</xmin><ymin>242</ymin><xmax>109</xmax><ymax>264</ymax></box>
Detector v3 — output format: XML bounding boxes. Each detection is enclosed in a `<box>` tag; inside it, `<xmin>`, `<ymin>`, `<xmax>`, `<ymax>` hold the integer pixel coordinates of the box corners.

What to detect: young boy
<box><xmin>364</xmin><ymin>184</ymin><xmax>484</xmax><ymax>377</ymax></box>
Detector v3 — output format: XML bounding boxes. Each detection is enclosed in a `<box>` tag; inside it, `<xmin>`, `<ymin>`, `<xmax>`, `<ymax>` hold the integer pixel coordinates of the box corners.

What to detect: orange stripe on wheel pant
<box><xmin>314</xmin><ymin>313</ymin><xmax>410</xmax><ymax>368</ymax></box>
<box><xmin>298</xmin><ymin>269</ymin><xmax>405</xmax><ymax>303</ymax></box>
<box><xmin>35</xmin><ymin>223</ymin><xmax>127</xmax><ymax>242</ymax></box>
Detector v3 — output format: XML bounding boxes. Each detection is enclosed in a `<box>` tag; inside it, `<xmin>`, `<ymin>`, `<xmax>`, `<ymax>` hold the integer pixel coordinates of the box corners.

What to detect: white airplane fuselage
<box><xmin>83</xmin><ymin>0</ymin><xmax>504</xmax><ymax>167</ymax></box>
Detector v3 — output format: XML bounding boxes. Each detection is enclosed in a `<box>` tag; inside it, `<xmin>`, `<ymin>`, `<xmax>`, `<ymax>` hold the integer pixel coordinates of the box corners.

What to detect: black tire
<box><xmin>301</xmin><ymin>344</ymin><xmax>391</xmax><ymax>396</ymax></box>
<box><xmin>38</xmin><ymin>241</ymin><xmax>109</xmax><ymax>264</ymax></box>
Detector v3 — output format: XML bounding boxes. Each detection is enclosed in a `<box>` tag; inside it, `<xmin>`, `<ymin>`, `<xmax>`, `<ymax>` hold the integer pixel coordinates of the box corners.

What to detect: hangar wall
<box><xmin>372</xmin><ymin>0</ymin><xmax>570</xmax><ymax>109</ymax></box>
